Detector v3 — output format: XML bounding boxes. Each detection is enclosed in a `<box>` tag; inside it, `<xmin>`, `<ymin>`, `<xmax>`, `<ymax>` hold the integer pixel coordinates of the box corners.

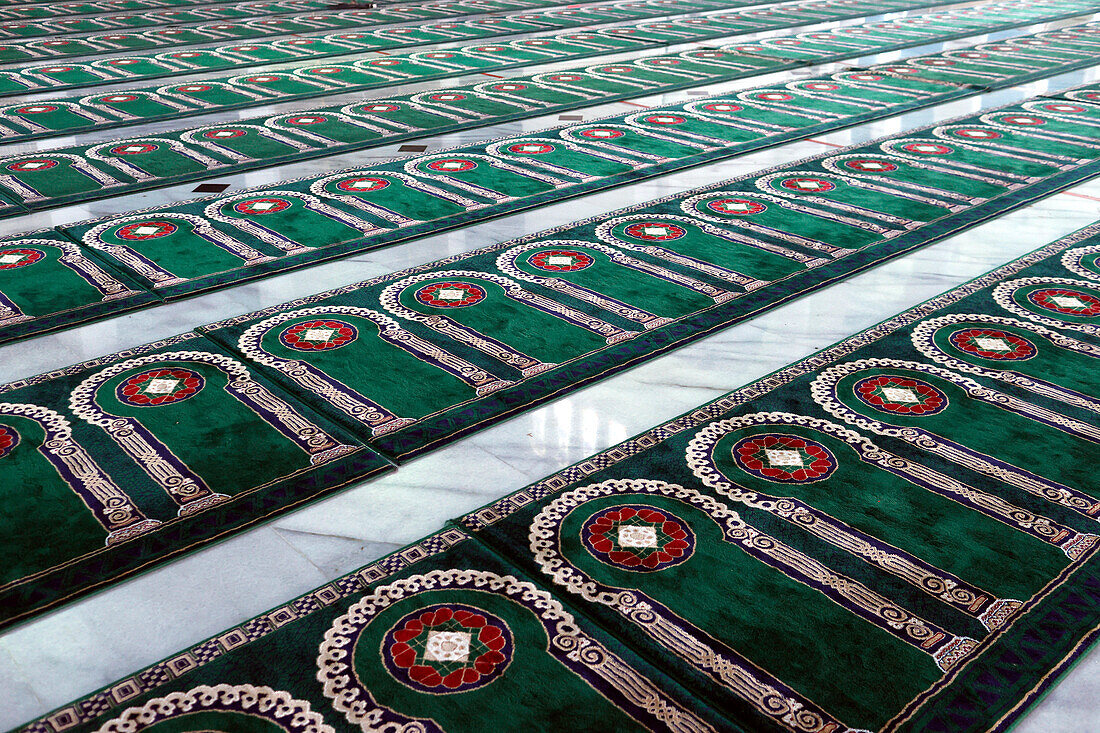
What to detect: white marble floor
<box><xmin>1</xmin><ymin>4</ymin><xmax>1099</xmax><ymax>731</ymax></box>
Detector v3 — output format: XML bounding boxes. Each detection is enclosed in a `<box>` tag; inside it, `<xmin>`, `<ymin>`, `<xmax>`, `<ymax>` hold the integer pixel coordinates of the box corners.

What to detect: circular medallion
<box><xmin>901</xmin><ymin>142</ymin><xmax>953</xmax><ymax>155</ymax></box>
<box><xmin>245</xmin><ymin>75</ymin><xmax>280</xmax><ymax>83</ymax></box>
<box><xmin>507</xmin><ymin>142</ymin><xmax>554</xmax><ymax>155</ymax></box>
<box><xmin>599</xmin><ymin>66</ymin><xmax>634</xmax><ymax>74</ymax></box>
<box><xmin>203</xmin><ymin>128</ymin><xmax>246</xmax><ymax>139</ymax></box>
<box><xmin>843</xmin><ymin>159</ymin><xmax>898</xmax><ymax>173</ymax></box>
<box><xmin>381</xmin><ymin>604</ymin><xmax>513</xmax><ymax>693</ymax></box>
<box><xmin>7</xmin><ymin>159</ymin><xmax>57</xmax><ymax>172</ymax></box>
<box><xmin>623</xmin><ymin>222</ymin><xmax>686</xmax><ymax>240</ymax></box>
<box><xmin>702</xmin><ymin>102</ymin><xmax>743</xmax><ymax>113</ymax></box>
<box><xmin>426</xmin><ymin>159</ymin><xmax>476</xmax><ymax>173</ymax></box>
<box><xmin>286</xmin><ymin>115</ymin><xmax>328</xmax><ymax>125</ymax></box>
<box><xmin>279</xmin><ymin>319</ymin><xmax>358</xmax><ymax>351</ymax></box>
<box><xmin>853</xmin><ymin>375</ymin><xmax>948</xmax><ymax>416</ymax></box>
<box><xmin>1082</xmin><ymin>92</ymin><xmax>1100</xmax><ymax>102</ymax></box>
<box><xmin>1026</xmin><ymin>288</ymin><xmax>1100</xmax><ymax>316</ymax></box>
<box><xmin>848</xmin><ymin>73</ymin><xmax>883</xmax><ymax>81</ymax></box>
<box><xmin>233</xmin><ymin>198</ymin><xmax>292</xmax><ymax>216</ymax></box>
<box><xmin>1000</xmin><ymin>115</ymin><xmax>1045</xmax><ymax>126</ymax></box>
<box><xmin>948</xmin><ymin>327</ymin><xmax>1037</xmax><ymax>360</ymax></box>
<box><xmin>110</xmin><ymin>143</ymin><xmax>158</xmax><ymax>155</ymax></box>
<box><xmin>950</xmin><ymin>128</ymin><xmax>1003</xmax><ymax>140</ymax></box>
<box><xmin>424</xmin><ymin>52</ymin><xmax>455</xmax><ymax>58</ymax></box>
<box><xmin>731</xmin><ymin>433</ymin><xmax>838</xmax><ymax>483</ymax></box>
<box><xmin>116</xmin><ymin>221</ymin><xmax>177</xmax><ymax>240</ymax></box>
<box><xmin>177</xmin><ymin>84</ymin><xmax>212</xmax><ymax>92</ymax></box>
<box><xmin>527</xmin><ymin>249</ymin><xmax>594</xmax><ymax>272</ymax></box>
<box><xmin>308</xmin><ymin>68</ymin><xmax>345</xmax><ymax>75</ymax></box>
<box><xmin>429</xmin><ymin>92</ymin><xmax>466</xmax><ymax>102</ymax></box>
<box><xmin>491</xmin><ymin>83</ymin><xmax>527</xmax><ymax>92</ymax></box>
<box><xmin>802</xmin><ymin>82</ymin><xmax>840</xmax><ymax>91</ymax></box>
<box><xmin>415</xmin><ymin>281</ymin><xmax>486</xmax><ymax>307</ymax></box>
<box><xmin>0</xmin><ymin>248</ymin><xmax>45</xmax><ymax>269</ymax></box>
<box><xmin>780</xmin><ymin>177</ymin><xmax>836</xmax><ymax>193</ymax></box>
<box><xmin>755</xmin><ymin>92</ymin><xmax>794</xmax><ymax>101</ymax></box>
<box><xmin>578</xmin><ymin>128</ymin><xmax>624</xmax><ymax>139</ymax></box>
<box><xmin>1041</xmin><ymin>103</ymin><xmax>1086</xmax><ymax>114</ymax></box>
<box><xmin>101</xmin><ymin>94</ymin><xmax>137</xmax><ymax>103</ymax></box>
<box><xmin>548</xmin><ymin>74</ymin><xmax>582</xmax><ymax>82</ymax></box>
<box><xmin>581</xmin><ymin>504</ymin><xmax>695</xmax><ymax>571</ymax></box>
<box><xmin>0</xmin><ymin>425</ymin><xmax>19</xmax><ymax>460</ymax></box>
<box><xmin>117</xmin><ymin>367</ymin><xmax>204</xmax><ymax>407</ymax></box>
<box><xmin>706</xmin><ymin>198</ymin><xmax>766</xmax><ymax>215</ymax></box>
<box><xmin>361</xmin><ymin>103</ymin><xmax>399</xmax><ymax>113</ymax></box>
<box><xmin>336</xmin><ymin>176</ymin><xmax>390</xmax><ymax>193</ymax></box>
<box><xmin>644</xmin><ymin>114</ymin><xmax>685</xmax><ymax>125</ymax></box>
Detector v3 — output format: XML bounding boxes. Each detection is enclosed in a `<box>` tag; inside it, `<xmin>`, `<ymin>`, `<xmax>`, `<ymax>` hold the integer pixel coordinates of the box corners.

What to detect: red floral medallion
<box><xmin>233</xmin><ymin>198</ymin><xmax>292</xmax><ymax>216</ymax></box>
<box><xmin>731</xmin><ymin>433</ymin><xmax>837</xmax><ymax>483</ymax></box>
<box><xmin>780</xmin><ymin>177</ymin><xmax>836</xmax><ymax>193</ymax></box>
<box><xmin>116</xmin><ymin>367</ymin><xmax>204</xmax><ymax>407</ymax></box>
<box><xmin>110</xmin><ymin>143</ymin><xmax>158</xmax><ymax>155</ymax></box>
<box><xmin>1026</xmin><ymin>288</ymin><xmax>1100</xmax><ymax>316</ymax></box>
<box><xmin>623</xmin><ymin>222</ymin><xmax>686</xmax><ymax>240</ymax></box>
<box><xmin>0</xmin><ymin>425</ymin><xmax>19</xmax><ymax>459</ymax></box>
<box><xmin>582</xmin><ymin>504</ymin><xmax>695</xmax><ymax>571</ymax></box>
<box><xmin>701</xmin><ymin>103</ymin><xmax>743</xmax><ymax>114</ymax></box>
<box><xmin>0</xmin><ymin>248</ymin><xmax>45</xmax><ymax>269</ymax></box>
<box><xmin>7</xmin><ymin>159</ymin><xmax>58</xmax><ymax>172</ymax></box>
<box><xmin>360</xmin><ymin>103</ymin><xmax>400</xmax><ymax>113</ymax></box>
<box><xmin>116</xmin><ymin>221</ymin><xmax>178</xmax><ymax>240</ymax></box>
<box><xmin>286</xmin><ymin>115</ymin><xmax>328</xmax><ymax>125</ymax></box>
<box><xmin>578</xmin><ymin>128</ymin><xmax>624</xmax><ymax>139</ymax></box>
<box><xmin>527</xmin><ymin>249</ymin><xmax>594</xmax><ymax>272</ymax></box>
<box><xmin>948</xmin><ymin>328</ymin><xmax>1037</xmax><ymax>360</ymax></box>
<box><xmin>415</xmin><ymin>281</ymin><xmax>487</xmax><ymax>307</ymax></box>
<box><xmin>202</xmin><ymin>129</ymin><xmax>247</xmax><ymax>140</ymax></box>
<box><xmin>279</xmin><ymin>319</ymin><xmax>358</xmax><ymax>351</ymax></box>
<box><xmin>999</xmin><ymin>115</ymin><xmax>1045</xmax><ymax>126</ymax></box>
<box><xmin>844</xmin><ymin>159</ymin><xmax>898</xmax><ymax>173</ymax></box>
<box><xmin>706</xmin><ymin>198</ymin><xmax>767</xmax><ymax>215</ymax></box>
<box><xmin>507</xmin><ymin>142</ymin><xmax>554</xmax><ymax>155</ymax></box>
<box><xmin>854</xmin><ymin>375</ymin><xmax>948</xmax><ymax>415</ymax></box>
<box><xmin>644</xmin><ymin>114</ymin><xmax>685</xmax><ymax>125</ymax></box>
<box><xmin>336</xmin><ymin>177</ymin><xmax>390</xmax><ymax>193</ymax></box>
<box><xmin>950</xmin><ymin>128</ymin><xmax>1003</xmax><ymax>141</ymax></box>
<box><xmin>382</xmin><ymin>604</ymin><xmax>513</xmax><ymax>693</ymax></box>
<box><xmin>901</xmin><ymin>142</ymin><xmax>953</xmax><ymax>155</ymax></box>
<box><xmin>426</xmin><ymin>159</ymin><xmax>477</xmax><ymax>173</ymax></box>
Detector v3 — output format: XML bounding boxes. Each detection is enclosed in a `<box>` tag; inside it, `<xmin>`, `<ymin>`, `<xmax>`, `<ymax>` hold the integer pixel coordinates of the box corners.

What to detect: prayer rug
<box><xmin>0</xmin><ymin>0</ymin><xmax>745</xmax><ymax>63</ymax></box>
<box><xmin>5</xmin><ymin>7</ymin><xmax>1096</xmax><ymax>220</ymax></box>
<box><xmin>19</xmin><ymin>221</ymin><xmax>1100</xmax><ymax>732</ymax></box>
<box><xmin>0</xmin><ymin>0</ymin><xmax>1065</xmax><ymax>120</ymax></box>
<box><xmin>0</xmin><ymin>331</ymin><xmax>390</xmax><ymax>629</ymax></box>
<box><xmin>190</xmin><ymin>83</ymin><xmax>1100</xmax><ymax>460</ymax></box>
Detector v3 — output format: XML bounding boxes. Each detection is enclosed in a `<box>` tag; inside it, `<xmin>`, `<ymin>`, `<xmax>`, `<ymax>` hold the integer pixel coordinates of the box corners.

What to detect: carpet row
<box><xmin>15</xmin><ymin>214</ymin><xmax>1100</xmax><ymax>733</ymax></box>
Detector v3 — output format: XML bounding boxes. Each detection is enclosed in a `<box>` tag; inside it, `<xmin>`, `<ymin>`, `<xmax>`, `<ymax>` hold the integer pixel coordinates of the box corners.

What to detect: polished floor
<box><xmin>1</xmin><ymin>1</ymin><xmax>1100</xmax><ymax>729</ymax></box>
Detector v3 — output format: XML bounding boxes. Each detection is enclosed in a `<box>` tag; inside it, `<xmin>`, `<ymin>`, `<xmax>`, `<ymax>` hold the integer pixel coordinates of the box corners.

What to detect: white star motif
<box><xmin>792</xmin><ymin>180</ymin><xmax>823</xmax><ymax>190</ymax></box>
<box><xmin>248</xmin><ymin>201</ymin><xmax>279</xmax><ymax>211</ymax></box>
<box><xmin>516</xmin><ymin>144</ymin><xmax>545</xmax><ymax>152</ymax></box>
<box><xmin>143</xmin><ymin>378</ymin><xmax>180</xmax><ymax>395</ymax></box>
<box><xmin>302</xmin><ymin>328</ymin><xmax>335</xmax><ymax>342</ymax></box>
<box><xmin>435</xmin><ymin>287</ymin><xmax>466</xmax><ymax>300</ymax></box>
<box><xmin>858</xmin><ymin>162</ymin><xmax>888</xmax><ymax>170</ymax></box>
<box><xmin>882</xmin><ymin>387</ymin><xmax>919</xmax><ymax>403</ymax></box>
<box><xmin>1051</xmin><ymin>295</ymin><xmax>1085</xmax><ymax>308</ymax></box>
<box><xmin>974</xmin><ymin>337</ymin><xmax>1011</xmax><ymax>351</ymax></box>
<box><xmin>131</xmin><ymin>225</ymin><xmax>163</xmax><ymax>236</ymax></box>
<box><xmin>436</xmin><ymin>161</ymin><xmax>466</xmax><ymax>170</ymax></box>
<box><xmin>765</xmin><ymin>449</ymin><xmax>804</xmax><ymax>467</ymax></box>
<box><xmin>211</xmin><ymin>131</ymin><xmax>237</xmax><ymax>137</ymax></box>
<box><xmin>0</xmin><ymin>254</ymin><xmax>24</xmax><ymax>264</ymax></box>
<box><xmin>423</xmin><ymin>631</ymin><xmax>471</xmax><ymax>662</ymax></box>
<box><xmin>368</xmin><ymin>105</ymin><xmax>392</xmax><ymax>111</ymax></box>
<box><xmin>642</xmin><ymin>226</ymin><xmax>670</xmax><ymax>236</ymax></box>
<box><xmin>120</xmin><ymin>146</ymin><xmax>147</xmax><ymax>153</ymax></box>
<box><xmin>546</xmin><ymin>255</ymin><xmax>574</xmax><ymax>266</ymax></box>
<box><xmin>618</xmin><ymin>526</ymin><xmax>658</xmax><ymax>548</ymax></box>
<box><xmin>17</xmin><ymin>161</ymin><xmax>49</xmax><ymax>169</ymax></box>
<box><xmin>911</xmin><ymin>144</ymin><xmax>942</xmax><ymax>152</ymax></box>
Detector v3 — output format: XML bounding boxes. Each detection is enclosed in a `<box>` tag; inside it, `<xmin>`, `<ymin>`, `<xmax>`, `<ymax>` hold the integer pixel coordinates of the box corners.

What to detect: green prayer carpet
<box><xmin>16</xmin><ymin>220</ymin><xmax>1100</xmax><ymax>732</ymax></box>
<box><xmin>4</xmin><ymin>22</ymin><xmax>1100</xmax><ymax>345</ymax></box>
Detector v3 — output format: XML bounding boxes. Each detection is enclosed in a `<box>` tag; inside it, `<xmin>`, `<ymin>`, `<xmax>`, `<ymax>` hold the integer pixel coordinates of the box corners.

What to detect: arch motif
<box><xmin>156</xmin><ymin>81</ymin><xmax>266</xmax><ymax>108</ymax></box>
<box><xmin>976</xmin><ymin>110</ymin><xmax>1100</xmax><ymax>147</ymax></box>
<box><xmin>530</xmin><ymin>478</ymin><xmax>974</xmax><ymax>727</ymax></box>
<box><xmin>929</xmin><ymin>123</ymin><xmax>1090</xmax><ymax>165</ymax></box>
<box><xmin>317</xmin><ymin>568</ymin><xmax>716</xmax><ymax>733</ymax></box>
<box><xmin>809</xmin><ymin>358</ymin><xmax>1100</xmax><ymax>521</ymax></box>
<box><xmin>96</xmin><ymin>684</ymin><xmax>335</xmax><ymax>733</ymax></box>
<box><xmin>227</xmin><ymin>71</ymin><xmax>334</xmax><ymax>97</ymax></box>
<box><xmin>0</xmin><ymin>237</ymin><xmax>138</xmax><ymax>317</ymax></box>
<box><xmin>78</xmin><ymin>88</ymin><xmax>190</xmax><ymax>120</ymax></box>
<box><xmin>595</xmin><ymin>212</ymin><xmax>808</xmax><ymax>287</ymax></box>
<box><xmin>404</xmin><ymin>152</ymin><xmax>569</xmax><ymax>201</ymax></box>
<box><xmin>620</xmin><ymin>109</ymin><xmax>758</xmax><ymax>148</ymax></box>
<box><xmin>70</xmin><ymin>350</ymin><xmax>357</xmax><ymax>511</ymax></box>
<box><xmin>308</xmin><ymin>169</ymin><xmax>482</xmax><ymax>227</ymax></box>
<box><xmin>877</xmin><ymin>136</ymin><xmax>1042</xmax><ymax>184</ymax></box>
<box><xmin>559</xmin><ymin>122</ymin><xmax>706</xmax><ymax>163</ymax></box>
<box><xmin>754</xmin><ymin>169</ymin><xmax>917</xmax><ymax>228</ymax></box>
<box><xmin>680</xmin><ymin>190</ymin><xmax>866</xmax><ymax>257</ymax></box>
<box><xmin>267</xmin><ymin>110</ymin><xmax>385</xmax><ymax>143</ymax></box>
<box><xmin>991</xmin><ymin>276</ymin><xmax>1100</xmax><ymax>336</ymax></box>
<box><xmin>0</xmin><ymin>401</ymin><xmax>160</xmax><ymax>543</ymax></box>
<box><xmin>85</xmin><ymin>136</ymin><xmax>222</xmax><ymax>180</ymax></box>
<box><xmin>496</xmin><ymin>238</ymin><xmax>734</xmax><ymax>327</ymax></box>
<box><xmin>180</xmin><ymin>123</ymin><xmax>317</xmax><ymax>162</ymax></box>
<box><xmin>911</xmin><ymin>312</ymin><xmax>1100</xmax><ymax>414</ymax></box>
<box><xmin>483</xmin><ymin>135</ymin><xmax>637</xmax><ymax>180</ymax></box>
<box><xmin>340</xmin><ymin>99</ymin><xmax>468</xmax><ymax>130</ymax></box>
<box><xmin>237</xmin><ymin>305</ymin><xmax>511</xmax><ymax>435</ymax></box>
<box><xmin>1062</xmin><ymin>243</ymin><xmax>1100</xmax><ymax>282</ymax></box>
<box><xmin>820</xmin><ymin>152</ymin><xmax>986</xmax><ymax>205</ymax></box>
<box><xmin>0</xmin><ymin>151</ymin><xmax>119</xmax><ymax>202</ymax></box>
<box><xmin>379</xmin><ymin>269</ymin><xmax>637</xmax><ymax>375</ymax></box>
<box><xmin>19</xmin><ymin>66</ymin><xmax>112</xmax><ymax>87</ymax></box>
<box><xmin>408</xmin><ymin>88</ymin><xmax>524</xmax><ymax>119</ymax></box>
<box><xmin>84</xmin><ymin>211</ymin><xmax>274</xmax><ymax>286</ymax></box>
<box><xmin>204</xmin><ymin>189</ymin><xmax>378</xmax><ymax>254</ymax></box>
